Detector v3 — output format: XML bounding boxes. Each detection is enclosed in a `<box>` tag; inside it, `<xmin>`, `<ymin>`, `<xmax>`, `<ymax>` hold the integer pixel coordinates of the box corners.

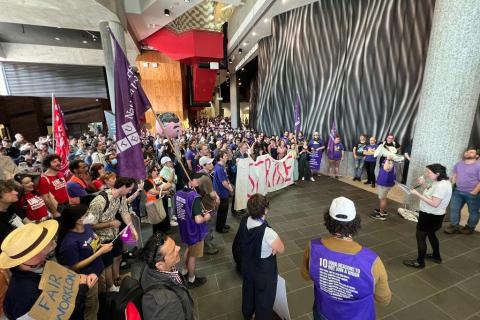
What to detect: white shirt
<box><xmin>246</xmin><ymin>217</ymin><xmax>279</xmax><ymax>258</ymax></box>
<box><xmin>419</xmin><ymin>180</ymin><xmax>452</xmax><ymax>215</ymax></box>
<box><xmin>91</xmin><ymin>151</ymin><xmax>106</xmax><ymax>165</ymax></box>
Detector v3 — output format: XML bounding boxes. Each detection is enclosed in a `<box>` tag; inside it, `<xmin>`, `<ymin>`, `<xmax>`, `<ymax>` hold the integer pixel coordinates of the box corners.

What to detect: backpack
<box><xmin>80</xmin><ymin>190</ymin><xmax>109</xmax><ymax>209</ymax></box>
<box><xmin>99</xmin><ymin>275</ymin><xmax>188</xmax><ymax>320</ymax></box>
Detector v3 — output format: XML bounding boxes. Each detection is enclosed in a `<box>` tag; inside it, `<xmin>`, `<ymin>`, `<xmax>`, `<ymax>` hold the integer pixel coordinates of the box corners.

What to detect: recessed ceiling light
<box><xmin>252</xmin><ymin>32</ymin><xmax>257</xmax><ymax>36</ymax></box>
<box><xmin>184</xmin><ymin>0</ymin><xmax>190</xmax><ymax>2</ymax></box>
<box><xmin>55</xmin><ymin>37</ymin><xmax>60</xmax><ymax>41</ymax></box>
<box><xmin>264</xmin><ymin>18</ymin><xmax>269</xmax><ymax>23</ymax></box>
<box><xmin>238</xmin><ymin>48</ymin><xmax>243</xmax><ymax>54</ymax></box>
<box><xmin>143</xmin><ymin>62</ymin><xmax>149</xmax><ymax>67</ymax></box>
<box><xmin>239</xmin><ymin>82</ymin><xmax>242</xmax><ymax>86</ymax></box>
<box><xmin>282</xmin><ymin>0</ymin><xmax>288</xmax><ymax>3</ymax></box>
<box><xmin>152</xmin><ymin>63</ymin><xmax>158</xmax><ymax>68</ymax></box>
<box><xmin>82</xmin><ymin>40</ymin><xmax>88</xmax><ymax>44</ymax></box>
<box><xmin>164</xmin><ymin>9</ymin><xmax>170</xmax><ymax>16</ymax></box>
<box><xmin>242</xmin><ymin>68</ymin><xmax>245</xmax><ymax>71</ymax></box>
<box><xmin>243</xmin><ymin>42</ymin><xmax>248</xmax><ymax>46</ymax></box>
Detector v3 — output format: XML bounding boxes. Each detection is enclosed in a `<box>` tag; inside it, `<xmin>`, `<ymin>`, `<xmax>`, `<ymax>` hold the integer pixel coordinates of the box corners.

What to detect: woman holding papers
<box><xmin>403</xmin><ymin>164</ymin><xmax>452</xmax><ymax>268</ymax></box>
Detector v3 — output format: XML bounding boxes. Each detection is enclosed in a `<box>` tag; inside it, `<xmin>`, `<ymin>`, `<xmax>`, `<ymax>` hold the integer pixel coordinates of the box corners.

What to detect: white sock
<box><xmin>181</xmin><ymin>269</ymin><xmax>188</xmax><ymax>276</ymax></box>
<box><xmin>188</xmin><ymin>275</ymin><xmax>195</xmax><ymax>283</ymax></box>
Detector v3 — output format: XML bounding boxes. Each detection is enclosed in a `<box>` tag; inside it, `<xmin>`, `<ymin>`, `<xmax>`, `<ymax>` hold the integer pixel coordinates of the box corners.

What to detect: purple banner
<box><xmin>309</xmin><ymin>152</ymin><xmax>321</xmax><ymax>170</ymax></box>
<box><xmin>327</xmin><ymin>121</ymin><xmax>337</xmax><ymax>159</ymax></box>
<box><xmin>294</xmin><ymin>94</ymin><xmax>301</xmax><ymax>134</ymax></box>
<box><xmin>110</xmin><ymin>29</ymin><xmax>150</xmax><ymax>180</ymax></box>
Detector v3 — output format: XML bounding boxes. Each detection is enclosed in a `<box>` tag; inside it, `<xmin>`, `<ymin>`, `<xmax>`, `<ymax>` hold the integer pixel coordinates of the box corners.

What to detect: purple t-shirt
<box><xmin>185</xmin><ymin>148</ymin><xmax>196</xmax><ymax>161</ymax></box>
<box><xmin>453</xmin><ymin>161</ymin><xmax>480</xmax><ymax>192</ymax></box>
<box><xmin>213</xmin><ymin>163</ymin><xmax>229</xmax><ymax>199</ymax></box>
<box><xmin>58</xmin><ymin>225</ymin><xmax>104</xmax><ymax>276</ymax></box>
<box><xmin>329</xmin><ymin>143</ymin><xmax>345</xmax><ymax>160</ymax></box>
<box><xmin>364</xmin><ymin>144</ymin><xmax>378</xmax><ymax>162</ymax></box>
<box><xmin>66</xmin><ymin>181</ymin><xmax>88</xmax><ymax>198</ymax></box>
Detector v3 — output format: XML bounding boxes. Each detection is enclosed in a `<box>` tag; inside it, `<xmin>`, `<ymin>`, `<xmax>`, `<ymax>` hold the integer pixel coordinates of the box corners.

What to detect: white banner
<box><xmin>234</xmin><ymin>152</ymin><xmax>295</xmax><ymax>210</ymax></box>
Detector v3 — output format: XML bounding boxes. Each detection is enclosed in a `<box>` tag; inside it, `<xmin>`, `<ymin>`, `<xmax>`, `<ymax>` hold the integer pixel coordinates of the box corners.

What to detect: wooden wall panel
<box><xmin>136</xmin><ymin>51</ymin><xmax>188</xmax><ymax>131</ymax></box>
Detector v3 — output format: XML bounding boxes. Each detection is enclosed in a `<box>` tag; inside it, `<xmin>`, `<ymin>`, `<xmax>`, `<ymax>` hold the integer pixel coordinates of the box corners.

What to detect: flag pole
<box><xmin>51</xmin><ymin>93</ymin><xmax>55</xmax><ymax>152</ymax></box>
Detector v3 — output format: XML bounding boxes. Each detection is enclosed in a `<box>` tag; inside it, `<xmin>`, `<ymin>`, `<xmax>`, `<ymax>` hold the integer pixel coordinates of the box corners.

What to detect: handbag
<box><xmin>145</xmin><ymin>199</ymin><xmax>167</xmax><ymax>224</ymax></box>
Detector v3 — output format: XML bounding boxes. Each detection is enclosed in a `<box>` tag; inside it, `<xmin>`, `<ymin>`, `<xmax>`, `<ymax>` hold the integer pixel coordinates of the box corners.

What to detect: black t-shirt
<box><xmin>0</xmin><ymin>206</ymin><xmax>25</xmax><ymax>246</ymax></box>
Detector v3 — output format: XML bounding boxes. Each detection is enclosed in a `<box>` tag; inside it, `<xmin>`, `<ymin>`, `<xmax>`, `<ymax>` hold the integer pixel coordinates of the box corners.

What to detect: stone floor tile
<box><xmin>458</xmin><ymin>274</ymin><xmax>480</xmax><ymax>300</ymax></box>
<box><xmin>392</xmin><ymin>300</ymin><xmax>453</xmax><ymax>320</ymax></box>
<box><xmin>389</xmin><ymin>274</ymin><xmax>438</xmax><ymax>305</ymax></box>
<box><xmin>375</xmin><ymin>293</ymin><xmax>407</xmax><ymax>319</ymax></box>
<box><xmin>416</xmin><ymin>265</ymin><xmax>466</xmax><ymax>290</ymax></box>
<box><xmin>428</xmin><ymin>286</ymin><xmax>480</xmax><ymax>320</ymax></box>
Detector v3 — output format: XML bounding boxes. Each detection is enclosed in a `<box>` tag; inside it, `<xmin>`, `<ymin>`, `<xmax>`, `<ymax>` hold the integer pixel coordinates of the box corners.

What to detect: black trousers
<box><xmin>364</xmin><ymin>161</ymin><xmax>376</xmax><ymax>183</ymax></box>
<box><xmin>216</xmin><ymin>197</ymin><xmax>229</xmax><ymax>231</ymax></box>
<box><xmin>401</xmin><ymin>160</ymin><xmax>410</xmax><ymax>184</ymax></box>
<box><xmin>298</xmin><ymin>154</ymin><xmax>312</xmax><ymax>180</ymax></box>
<box><xmin>152</xmin><ymin>197</ymin><xmax>171</xmax><ymax>233</ymax></box>
<box><xmin>416</xmin><ymin>211</ymin><xmax>444</xmax><ymax>264</ymax></box>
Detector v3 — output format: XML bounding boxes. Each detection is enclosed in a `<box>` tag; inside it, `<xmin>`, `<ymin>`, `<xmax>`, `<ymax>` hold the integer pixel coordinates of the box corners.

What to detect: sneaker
<box><xmin>460</xmin><ymin>226</ymin><xmax>474</xmax><ymax>235</ymax></box>
<box><xmin>370</xmin><ymin>212</ymin><xmax>387</xmax><ymax>221</ymax></box>
<box><xmin>108</xmin><ymin>285</ymin><xmax>120</xmax><ymax>292</ymax></box>
<box><xmin>364</xmin><ymin>181</ymin><xmax>371</xmax><ymax>185</ymax></box>
<box><xmin>187</xmin><ymin>276</ymin><xmax>207</xmax><ymax>289</ymax></box>
<box><xmin>170</xmin><ymin>220</ymin><xmax>179</xmax><ymax>227</ymax></box>
<box><xmin>204</xmin><ymin>247</ymin><xmax>219</xmax><ymax>255</ymax></box>
<box><xmin>301</xmin><ymin>177</ymin><xmax>305</xmax><ymax>181</ymax></box>
<box><xmin>425</xmin><ymin>254</ymin><xmax>442</xmax><ymax>264</ymax></box>
<box><xmin>371</xmin><ymin>183</ymin><xmax>376</xmax><ymax>188</ymax></box>
<box><xmin>444</xmin><ymin>225</ymin><xmax>460</xmax><ymax>234</ymax></box>
<box><xmin>403</xmin><ymin>259</ymin><xmax>425</xmax><ymax>269</ymax></box>
<box><xmin>373</xmin><ymin>209</ymin><xmax>389</xmax><ymax>217</ymax></box>
<box><xmin>310</xmin><ymin>177</ymin><xmax>315</xmax><ymax>182</ymax></box>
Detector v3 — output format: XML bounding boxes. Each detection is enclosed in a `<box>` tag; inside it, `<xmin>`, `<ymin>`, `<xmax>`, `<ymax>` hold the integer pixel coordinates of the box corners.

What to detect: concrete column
<box><xmin>99</xmin><ymin>20</ymin><xmax>126</xmax><ymax>114</ymax></box>
<box><xmin>407</xmin><ymin>0</ymin><xmax>480</xmax><ymax>204</ymax></box>
<box><xmin>230</xmin><ymin>72</ymin><xmax>240</xmax><ymax>128</ymax></box>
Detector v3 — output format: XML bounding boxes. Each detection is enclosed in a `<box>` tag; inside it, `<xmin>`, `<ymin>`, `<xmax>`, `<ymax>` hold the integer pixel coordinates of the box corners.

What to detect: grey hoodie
<box><xmin>140</xmin><ymin>266</ymin><xmax>195</xmax><ymax>320</ymax></box>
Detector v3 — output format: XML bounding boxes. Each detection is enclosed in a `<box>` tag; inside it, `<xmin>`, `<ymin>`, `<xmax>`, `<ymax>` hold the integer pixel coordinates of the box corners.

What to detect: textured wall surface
<box><xmin>408</xmin><ymin>0</ymin><xmax>480</xmax><ymax>186</ymax></box>
<box><xmin>253</xmin><ymin>0</ymin><xmax>438</xmax><ymax>148</ymax></box>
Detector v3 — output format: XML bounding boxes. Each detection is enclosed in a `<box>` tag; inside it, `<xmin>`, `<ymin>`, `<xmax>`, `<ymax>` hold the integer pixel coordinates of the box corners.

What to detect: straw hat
<box><xmin>0</xmin><ymin>220</ymin><xmax>58</xmax><ymax>269</ymax></box>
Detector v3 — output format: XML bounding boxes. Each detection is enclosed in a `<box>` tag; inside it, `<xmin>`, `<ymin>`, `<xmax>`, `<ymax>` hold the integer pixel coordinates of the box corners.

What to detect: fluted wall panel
<box><xmin>253</xmin><ymin>0</ymin><xmax>438</xmax><ymax>148</ymax></box>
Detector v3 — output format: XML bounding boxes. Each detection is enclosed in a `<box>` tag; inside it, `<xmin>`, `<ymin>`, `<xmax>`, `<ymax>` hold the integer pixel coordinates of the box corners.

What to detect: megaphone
<box><xmin>373</xmin><ymin>142</ymin><xmax>404</xmax><ymax>162</ymax></box>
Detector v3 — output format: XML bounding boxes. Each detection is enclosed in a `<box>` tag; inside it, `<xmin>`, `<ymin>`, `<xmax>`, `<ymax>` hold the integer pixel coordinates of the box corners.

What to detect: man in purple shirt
<box><xmin>213</xmin><ymin>150</ymin><xmax>234</xmax><ymax>233</ymax></box>
<box><xmin>445</xmin><ymin>147</ymin><xmax>480</xmax><ymax>234</ymax></box>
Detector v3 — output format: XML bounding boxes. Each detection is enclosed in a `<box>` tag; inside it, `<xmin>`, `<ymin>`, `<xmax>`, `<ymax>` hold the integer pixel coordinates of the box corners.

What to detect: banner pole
<box><xmin>51</xmin><ymin>93</ymin><xmax>55</xmax><ymax>152</ymax></box>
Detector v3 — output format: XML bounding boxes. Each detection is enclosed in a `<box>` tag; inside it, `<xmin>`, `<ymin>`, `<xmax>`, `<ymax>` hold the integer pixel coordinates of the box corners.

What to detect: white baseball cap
<box><xmin>199</xmin><ymin>156</ymin><xmax>214</xmax><ymax>167</ymax></box>
<box><xmin>160</xmin><ymin>156</ymin><xmax>172</xmax><ymax>165</ymax></box>
<box><xmin>329</xmin><ymin>197</ymin><xmax>356</xmax><ymax>222</ymax></box>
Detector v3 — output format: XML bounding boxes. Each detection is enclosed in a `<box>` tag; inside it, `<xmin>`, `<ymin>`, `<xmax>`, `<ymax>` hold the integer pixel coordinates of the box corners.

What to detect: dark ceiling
<box><xmin>0</xmin><ymin>22</ymin><xmax>102</xmax><ymax>49</ymax></box>
<box><xmin>221</xmin><ymin>56</ymin><xmax>258</xmax><ymax>102</ymax></box>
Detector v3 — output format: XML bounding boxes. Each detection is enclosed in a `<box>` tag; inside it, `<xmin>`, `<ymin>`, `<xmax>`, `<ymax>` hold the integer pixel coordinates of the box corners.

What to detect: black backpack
<box><xmin>80</xmin><ymin>190</ymin><xmax>109</xmax><ymax>209</ymax></box>
<box><xmin>98</xmin><ymin>275</ymin><xmax>187</xmax><ymax>320</ymax></box>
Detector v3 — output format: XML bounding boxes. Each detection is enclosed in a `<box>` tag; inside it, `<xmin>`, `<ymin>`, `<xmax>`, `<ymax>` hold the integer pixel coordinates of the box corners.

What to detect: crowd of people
<box><xmin>0</xmin><ymin>115</ymin><xmax>478</xmax><ymax>320</ymax></box>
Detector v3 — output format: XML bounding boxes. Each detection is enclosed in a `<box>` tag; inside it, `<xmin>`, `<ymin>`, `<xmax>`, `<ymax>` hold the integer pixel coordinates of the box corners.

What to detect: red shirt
<box><xmin>93</xmin><ymin>179</ymin><xmax>104</xmax><ymax>191</ymax></box>
<box><xmin>37</xmin><ymin>172</ymin><xmax>69</xmax><ymax>205</ymax></box>
<box><xmin>19</xmin><ymin>192</ymin><xmax>49</xmax><ymax>221</ymax></box>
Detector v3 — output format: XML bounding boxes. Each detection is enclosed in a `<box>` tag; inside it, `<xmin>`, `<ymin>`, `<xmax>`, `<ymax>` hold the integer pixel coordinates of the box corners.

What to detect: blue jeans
<box><xmin>354</xmin><ymin>157</ymin><xmax>365</xmax><ymax>178</ymax></box>
<box><xmin>449</xmin><ymin>189</ymin><xmax>480</xmax><ymax>229</ymax></box>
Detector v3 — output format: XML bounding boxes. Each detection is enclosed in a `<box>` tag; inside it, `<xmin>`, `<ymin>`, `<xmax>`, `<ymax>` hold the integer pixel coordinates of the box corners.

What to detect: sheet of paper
<box><xmin>273</xmin><ymin>275</ymin><xmax>291</xmax><ymax>320</ymax></box>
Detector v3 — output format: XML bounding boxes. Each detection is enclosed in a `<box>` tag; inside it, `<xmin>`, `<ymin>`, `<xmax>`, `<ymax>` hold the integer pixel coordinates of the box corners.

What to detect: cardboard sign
<box><xmin>28</xmin><ymin>261</ymin><xmax>80</xmax><ymax>320</ymax></box>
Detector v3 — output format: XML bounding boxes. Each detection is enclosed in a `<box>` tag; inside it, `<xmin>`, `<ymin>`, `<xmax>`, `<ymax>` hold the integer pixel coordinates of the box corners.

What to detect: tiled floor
<box><xmin>137</xmin><ymin>175</ymin><xmax>480</xmax><ymax>320</ymax></box>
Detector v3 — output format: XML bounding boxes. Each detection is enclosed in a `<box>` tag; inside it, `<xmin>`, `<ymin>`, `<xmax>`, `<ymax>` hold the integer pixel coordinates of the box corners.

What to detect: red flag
<box><xmin>52</xmin><ymin>95</ymin><xmax>70</xmax><ymax>173</ymax></box>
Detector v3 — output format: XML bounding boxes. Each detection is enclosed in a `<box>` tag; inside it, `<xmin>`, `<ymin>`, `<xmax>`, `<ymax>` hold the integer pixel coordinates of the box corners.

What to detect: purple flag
<box><xmin>119</xmin><ymin>224</ymin><xmax>137</xmax><ymax>246</ymax></box>
<box><xmin>294</xmin><ymin>94</ymin><xmax>301</xmax><ymax>134</ymax></box>
<box><xmin>110</xmin><ymin>29</ymin><xmax>150</xmax><ymax>180</ymax></box>
<box><xmin>327</xmin><ymin>121</ymin><xmax>337</xmax><ymax>159</ymax></box>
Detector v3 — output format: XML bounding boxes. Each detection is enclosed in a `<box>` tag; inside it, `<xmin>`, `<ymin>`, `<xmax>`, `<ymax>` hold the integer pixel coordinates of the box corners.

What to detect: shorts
<box><xmin>187</xmin><ymin>241</ymin><xmax>204</xmax><ymax>258</ymax></box>
<box><xmin>100</xmin><ymin>238</ymin><xmax>124</xmax><ymax>267</ymax></box>
<box><xmin>377</xmin><ymin>186</ymin><xmax>392</xmax><ymax>199</ymax></box>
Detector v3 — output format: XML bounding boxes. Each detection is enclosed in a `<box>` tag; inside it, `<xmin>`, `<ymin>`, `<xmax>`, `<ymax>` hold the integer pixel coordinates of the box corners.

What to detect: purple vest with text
<box><xmin>309</xmin><ymin>239</ymin><xmax>377</xmax><ymax>320</ymax></box>
<box><xmin>175</xmin><ymin>189</ymin><xmax>208</xmax><ymax>246</ymax></box>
